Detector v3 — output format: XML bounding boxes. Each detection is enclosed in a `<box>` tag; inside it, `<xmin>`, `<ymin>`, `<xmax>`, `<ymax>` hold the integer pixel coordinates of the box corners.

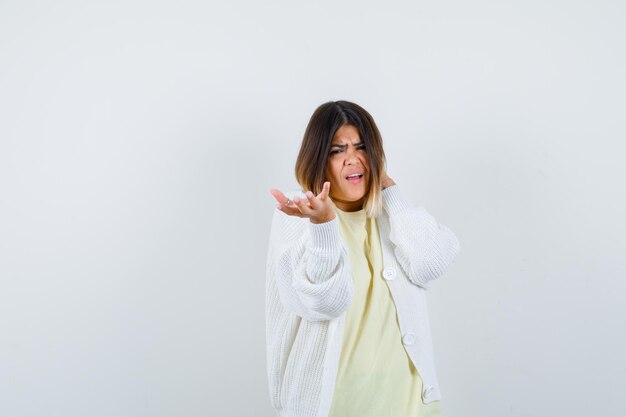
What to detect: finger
<box><xmin>293</xmin><ymin>196</ymin><xmax>314</xmax><ymax>216</ymax></box>
<box><xmin>319</xmin><ymin>181</ymin><xmax>331</xmax><ymax>200</ymax></box>
<box><xmin>278</xmin><ymin>198</ymin><xmax>302</xmax><ymax>214</ymax></box>
<box><xmin>276</xmin><ymin>202</ymin><xmax>305</xmax><ymax>218</ymax></box>
<box><xmin>271</xmin><ymin>189</ymin><xmax>308</xmax><ymax>211</ymax></box>
<box><xmin>290</xmin><ymin>194</ymin><xmax>312</xmax><ymax>209</ymax></box>
<box><xmin>270</xmin><ymin>188</ymin><xmax>292</xmax><ymax>206</ymax></box>
<box><xmin>304</xmin><ymin>190</ymin><xmax>320</xmax><ymax>210</ymax></box>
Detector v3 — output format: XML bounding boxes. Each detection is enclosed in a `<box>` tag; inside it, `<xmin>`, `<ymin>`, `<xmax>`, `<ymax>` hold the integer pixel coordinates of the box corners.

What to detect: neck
<box><xmin>332</xmin><ymin>196</ymin><xmax>365</xmax><ymax>212</ymax></box>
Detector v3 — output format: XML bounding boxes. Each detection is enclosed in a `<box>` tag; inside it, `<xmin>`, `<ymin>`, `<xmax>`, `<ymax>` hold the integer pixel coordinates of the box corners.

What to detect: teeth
<box><xmin>346</xmin><ymin>174</ymin><xmax>362</xmax><ymax>179</ymax></box>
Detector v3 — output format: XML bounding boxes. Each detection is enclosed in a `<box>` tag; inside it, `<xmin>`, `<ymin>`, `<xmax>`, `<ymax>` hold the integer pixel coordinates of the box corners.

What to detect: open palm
<box><xmin>269</xmin><ymin>181</ymin><xmax>336</xmax><ymax>224</ymax></box>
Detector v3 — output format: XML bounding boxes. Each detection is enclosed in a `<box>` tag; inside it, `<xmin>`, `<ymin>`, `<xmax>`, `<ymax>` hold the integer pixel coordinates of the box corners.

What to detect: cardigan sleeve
<box><xmin>382</xmin><ymin>184</ymin><xmax>460</xmax><ymax>289</ymax></box>
<box><xmin>266</xmin><ymin>207</ymin><xmax>354</xmax><ymax>321</ymax></box>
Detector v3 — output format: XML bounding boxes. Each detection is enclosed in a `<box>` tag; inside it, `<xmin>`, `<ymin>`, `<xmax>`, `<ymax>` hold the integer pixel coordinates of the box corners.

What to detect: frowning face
<box><xmin>325</xmin><ymin>124</ymin><xmax>370</xmax><ymax>212</ymax></box>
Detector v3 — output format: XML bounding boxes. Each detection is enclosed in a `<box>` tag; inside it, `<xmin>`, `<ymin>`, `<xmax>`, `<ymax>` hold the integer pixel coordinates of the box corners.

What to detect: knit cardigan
<box><xmin>265</xmin><ymin>184</ymin><xmax>460</xmax><ymax>417</ymax></box>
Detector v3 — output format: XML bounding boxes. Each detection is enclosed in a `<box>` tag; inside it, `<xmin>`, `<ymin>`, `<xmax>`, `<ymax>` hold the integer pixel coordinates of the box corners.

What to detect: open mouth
<box><xmin>345</xmin><ymin>173</ymin><xmax>364</xmax><ymax>183</ymax></box>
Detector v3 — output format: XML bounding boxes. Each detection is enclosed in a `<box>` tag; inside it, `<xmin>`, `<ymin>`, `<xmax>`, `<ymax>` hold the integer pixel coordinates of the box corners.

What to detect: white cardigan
<box><xmin>265</xmin><ymin>185</ymin><xmax>460</xmax><ymax>417</ymax></box>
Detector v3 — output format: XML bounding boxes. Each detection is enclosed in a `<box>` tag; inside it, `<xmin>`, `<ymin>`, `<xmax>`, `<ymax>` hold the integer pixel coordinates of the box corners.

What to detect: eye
<box><xmin>330</xmin><ymin>149</ymin><xmax>341</xmax><ymax>155</ymax></box>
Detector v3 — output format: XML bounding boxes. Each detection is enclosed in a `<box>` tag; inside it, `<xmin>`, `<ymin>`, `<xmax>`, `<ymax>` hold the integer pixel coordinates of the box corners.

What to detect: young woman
<box><xmin>266</xmin><ymin>101</ymin><xmax>460</xmax><ymax>417</ymax></box>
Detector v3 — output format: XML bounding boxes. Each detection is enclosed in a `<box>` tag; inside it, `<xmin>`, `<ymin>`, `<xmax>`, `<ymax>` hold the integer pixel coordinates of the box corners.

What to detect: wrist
<box><xmin>310</xmin><ymin>213</ymin><xmax>336</xmax><ymax>224</ymax></box>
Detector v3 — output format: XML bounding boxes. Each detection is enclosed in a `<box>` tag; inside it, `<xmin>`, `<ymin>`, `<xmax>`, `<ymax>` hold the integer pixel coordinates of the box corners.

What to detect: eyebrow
<box><xmin>330</xmin><ymin>141</ymin><xmax>365</xmax><ymax>149</ymax></box>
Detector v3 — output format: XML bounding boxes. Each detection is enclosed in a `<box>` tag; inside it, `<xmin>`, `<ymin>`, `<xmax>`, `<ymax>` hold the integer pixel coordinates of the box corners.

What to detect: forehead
<box><xmin>332</xmin><ymin>125</ymin><xmax>361</xmax><ymax>143</ymax></box>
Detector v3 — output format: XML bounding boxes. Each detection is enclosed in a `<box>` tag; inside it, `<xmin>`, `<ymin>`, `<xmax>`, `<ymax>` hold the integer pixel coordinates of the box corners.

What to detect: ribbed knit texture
<box><xmin>382</xmin><ymin>186</ymin><xmax>461</xmax><ymax>289</ymax></box>
<box><xmin>265</xmin><ymin>185</ymin><xmax>460</xmax><ymax>417</ymax></box>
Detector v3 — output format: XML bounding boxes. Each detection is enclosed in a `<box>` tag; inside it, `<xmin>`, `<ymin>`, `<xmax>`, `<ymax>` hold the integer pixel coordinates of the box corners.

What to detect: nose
<box><xmin>345</xmin><ymin>146</ymin><xmax>360</xmax><ymax>165</ymax></box>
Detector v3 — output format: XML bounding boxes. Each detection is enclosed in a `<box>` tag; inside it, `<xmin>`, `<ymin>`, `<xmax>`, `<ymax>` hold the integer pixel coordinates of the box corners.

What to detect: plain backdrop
<box><xmin>1</xmin><ymin>1</ymin><xmax>625</xmax><ymax>416</ymax></box>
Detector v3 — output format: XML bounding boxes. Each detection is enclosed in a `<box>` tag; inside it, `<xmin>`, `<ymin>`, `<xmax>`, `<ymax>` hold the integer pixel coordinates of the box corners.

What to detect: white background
<box><xmin>1</xmin><ymin>1</ymin><xmax>625</xmax><ymax>416</ymax></box>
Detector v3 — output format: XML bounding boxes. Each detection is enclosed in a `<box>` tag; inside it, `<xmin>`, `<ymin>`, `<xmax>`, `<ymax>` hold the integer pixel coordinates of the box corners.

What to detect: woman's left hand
<box><xmin>381</xmin><ymin>170</ymin><xmax>396</xmax><ymax>190</ymax></box>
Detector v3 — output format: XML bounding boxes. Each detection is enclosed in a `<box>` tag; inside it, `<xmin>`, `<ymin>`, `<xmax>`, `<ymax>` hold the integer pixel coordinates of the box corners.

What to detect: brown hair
<box><xmin>295</xmin><ymin>100</ymin><xmax>386</xmax><ymax>218</ymax></box>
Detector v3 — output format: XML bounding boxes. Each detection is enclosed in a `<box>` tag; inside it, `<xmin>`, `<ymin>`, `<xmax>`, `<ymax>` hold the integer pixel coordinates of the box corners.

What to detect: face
<box><xmin>325</xmin><ymin>124</ymin><xmax>370</xmax><ymax>211</ymax></box>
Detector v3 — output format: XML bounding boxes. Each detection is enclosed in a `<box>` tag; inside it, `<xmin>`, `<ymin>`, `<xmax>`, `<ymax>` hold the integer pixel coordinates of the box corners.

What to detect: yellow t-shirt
<box><xmin>328</xmin><ymin>206</ymin><xmax>442</xmax><ymax>417</ymax></box>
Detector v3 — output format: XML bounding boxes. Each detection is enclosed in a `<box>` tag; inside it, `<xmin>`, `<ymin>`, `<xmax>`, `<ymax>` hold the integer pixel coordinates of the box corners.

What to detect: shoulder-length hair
<box><xmin>295</xmin><ymin>100</ymin><xmax>386</xmax><ymax>218</ymax></box>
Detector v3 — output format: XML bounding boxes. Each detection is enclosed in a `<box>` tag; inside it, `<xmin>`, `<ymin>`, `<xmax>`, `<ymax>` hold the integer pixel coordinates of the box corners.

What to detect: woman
<box><xmin>266</xmin><ymin>101</ymin><xmax>460</xmax><ymax>417</ymax></box>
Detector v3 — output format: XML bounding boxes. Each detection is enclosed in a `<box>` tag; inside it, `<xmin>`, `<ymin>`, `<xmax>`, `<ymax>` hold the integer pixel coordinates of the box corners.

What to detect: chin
<box><xmin>345</xmin><ymin>191</ymin><xmax>367</xmax><ymax>202</ymax></box>
<box><xmin>332</xmin><ymin>182</ymin><xmax>369</xmax><ymax>202</ymax></box>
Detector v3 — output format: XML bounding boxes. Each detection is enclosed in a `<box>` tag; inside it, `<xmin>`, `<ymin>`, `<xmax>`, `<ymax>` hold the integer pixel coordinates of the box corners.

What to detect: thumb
<box><xmin>320</xmin><ymin>181</ymin><xmax>330</xmax><ymax>199</ymax></box>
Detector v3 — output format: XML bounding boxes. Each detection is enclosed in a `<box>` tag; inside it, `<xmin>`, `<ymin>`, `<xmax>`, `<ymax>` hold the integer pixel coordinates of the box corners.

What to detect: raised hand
<box><xmin>381</xmin><ymin>170</ymin><xmax>396</xmax><ymax>190</ymax></box>
<box><xmin>270</xmin><ymin>181</ymin><xmax>336</xmax><ymax>224</ymax></box>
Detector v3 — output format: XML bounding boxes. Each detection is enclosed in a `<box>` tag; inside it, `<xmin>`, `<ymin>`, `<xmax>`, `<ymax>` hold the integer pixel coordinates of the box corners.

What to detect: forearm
<box><xmin>382</xmin><ymin>185</ymin><xmax>460</xmax><ymax>288</ymax></box>
<box><xmin>269</xmin><ymin>211</ymin><xmax>354</xmax><ymax>321</ymax></box>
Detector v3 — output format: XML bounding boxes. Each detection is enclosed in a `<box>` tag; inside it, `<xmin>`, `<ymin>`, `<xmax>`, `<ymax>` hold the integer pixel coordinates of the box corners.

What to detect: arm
<box><xmin>382</xmin><ymin>184</ymin><xmax>460</xmax><ymax>289</ymax></box>
<box><xmin>266</xmin><ymin>208</ymin><xmax>354</xmax><ymax>321</ymax></box>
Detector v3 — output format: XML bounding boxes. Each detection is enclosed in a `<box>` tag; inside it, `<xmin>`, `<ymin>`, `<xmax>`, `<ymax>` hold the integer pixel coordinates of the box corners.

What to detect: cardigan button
<box><xmin>402</xmin><ymin>332</ymin><xmax>416</xmax><ymax>346</ymax></box>
<box><xmin>382</xmin><ymin>267</ymin><xmax>396</xmax><ymax>280</ymax></box>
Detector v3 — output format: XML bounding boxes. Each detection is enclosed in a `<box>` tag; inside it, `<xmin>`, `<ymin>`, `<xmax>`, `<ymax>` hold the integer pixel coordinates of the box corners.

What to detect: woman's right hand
<box><xmin>270</xmin><ymin>181</ymin><xmax>336</xmax><ymax>224</ymax></box>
